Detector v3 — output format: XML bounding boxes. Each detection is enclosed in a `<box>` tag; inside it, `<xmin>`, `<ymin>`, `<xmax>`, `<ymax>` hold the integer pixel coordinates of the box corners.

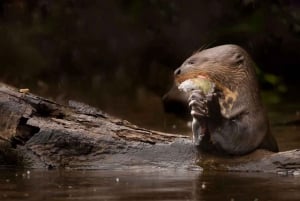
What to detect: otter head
<box><xmin>174</xmin><ymin>44</ymin><xmax>259</xmax><ymax>117</ymax></box>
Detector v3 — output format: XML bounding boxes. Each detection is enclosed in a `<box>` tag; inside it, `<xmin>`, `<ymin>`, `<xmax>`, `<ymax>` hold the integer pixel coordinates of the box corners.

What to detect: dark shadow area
<box><xmin>0</xmin><ymin>0</ymin><xmax>299</xmax><ymax>134</ymax></box>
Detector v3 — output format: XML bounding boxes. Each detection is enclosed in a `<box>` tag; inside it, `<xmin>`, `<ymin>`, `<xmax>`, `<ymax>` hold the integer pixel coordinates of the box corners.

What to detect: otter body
<box><xmin>174</xmin><ymin>44</ymin><xmax>279</xmax><ymax>155</ymax></box>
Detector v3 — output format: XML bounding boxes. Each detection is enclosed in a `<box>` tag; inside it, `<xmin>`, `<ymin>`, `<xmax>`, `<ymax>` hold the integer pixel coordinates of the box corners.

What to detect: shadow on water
<box><xmin>268</xmin><ymin>101</ymin><xmax>300</xmax><ymax>152</ymax></box>
<box><xmin>0</xmin><ymin>169</ymin><xmax>300</xmax><ymax>201</ymax></box>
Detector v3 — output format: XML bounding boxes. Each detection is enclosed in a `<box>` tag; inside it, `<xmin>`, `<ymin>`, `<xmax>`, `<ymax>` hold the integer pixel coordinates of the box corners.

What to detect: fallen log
<box><xmin>0</xmin><ymin>83</ymin><xmax>299</xmax><ymax>174</ymax></box>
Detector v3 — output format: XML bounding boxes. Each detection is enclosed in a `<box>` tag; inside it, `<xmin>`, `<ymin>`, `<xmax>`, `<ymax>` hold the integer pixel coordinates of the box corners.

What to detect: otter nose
<box><xmin>174</xmin><ymin>68</ymin><xmax>181</xmax><ymax>76</ymax></box>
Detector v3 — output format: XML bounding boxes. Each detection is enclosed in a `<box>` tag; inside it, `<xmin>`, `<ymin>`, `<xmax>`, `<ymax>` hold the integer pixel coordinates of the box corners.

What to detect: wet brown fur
<box><xmin>174</xmin><ymin>44</ymin><xmax>279</xmax><ymax>155</ymax></box>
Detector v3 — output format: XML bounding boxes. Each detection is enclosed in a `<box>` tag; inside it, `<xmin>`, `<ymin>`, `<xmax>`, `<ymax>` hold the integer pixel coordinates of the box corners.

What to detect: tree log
<box><xmin>0</xmin><ymin>83</ymin><xmax>299</xmax><ymax>174</ymax></box>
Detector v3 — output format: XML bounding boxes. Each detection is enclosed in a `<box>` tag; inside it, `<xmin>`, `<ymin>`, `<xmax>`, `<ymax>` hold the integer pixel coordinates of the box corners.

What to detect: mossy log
<box><xmin>0</xmin><ymin>83</ymin><xmax>299</xmax><ymax>174</ymax></box>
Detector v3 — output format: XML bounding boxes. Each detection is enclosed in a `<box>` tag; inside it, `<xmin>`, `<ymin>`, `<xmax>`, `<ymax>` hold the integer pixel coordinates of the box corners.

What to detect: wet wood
<box><xmin>0</xmin><ymin>82</ymin><xmax>299</xmax><ymax>174</ymax></box>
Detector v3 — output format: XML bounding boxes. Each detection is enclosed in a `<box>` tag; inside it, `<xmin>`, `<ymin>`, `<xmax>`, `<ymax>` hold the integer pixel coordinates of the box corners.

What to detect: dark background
<box><xmin>0</xmin><ymin>0</ymin><xmax>299</xmax><ymax>130</ymax></box>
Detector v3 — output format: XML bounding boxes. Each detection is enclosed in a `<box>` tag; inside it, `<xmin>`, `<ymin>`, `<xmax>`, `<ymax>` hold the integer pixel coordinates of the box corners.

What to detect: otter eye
<box><xmin>186</xmin><ymin>58</ymin><xmax>196</xmax><ymax>65</ymax></box>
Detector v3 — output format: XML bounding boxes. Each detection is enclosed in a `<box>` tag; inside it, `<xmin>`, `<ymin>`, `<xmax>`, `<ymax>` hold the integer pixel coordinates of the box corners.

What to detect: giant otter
<box><xmin>174</xmin><ymin>44</ymin><xmax>279</xmax><ymax>155</ymax></box>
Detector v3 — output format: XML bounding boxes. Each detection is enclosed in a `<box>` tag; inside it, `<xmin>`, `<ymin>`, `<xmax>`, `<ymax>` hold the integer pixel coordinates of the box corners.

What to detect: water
<box><xmin>268</xmin><ymin>102</ymin><xmax>300</xmax><ymax>152</ymax></box>
<box><xmin>0</xmin><ymin>169</ymin><xmax>300</xmax><ymax>201</ymax></box>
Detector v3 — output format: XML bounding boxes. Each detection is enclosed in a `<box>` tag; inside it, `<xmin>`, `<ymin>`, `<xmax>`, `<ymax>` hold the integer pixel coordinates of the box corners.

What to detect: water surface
<box><xmin>1</xmin><ymin>169</ymin><xmax>300</xmax><ymax>201</ymax></box>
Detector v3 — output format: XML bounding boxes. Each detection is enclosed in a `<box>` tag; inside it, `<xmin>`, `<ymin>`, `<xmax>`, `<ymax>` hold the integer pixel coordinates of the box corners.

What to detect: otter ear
<box><xmin>232</xmin><ymin>53</ymin><xmax>244</xmax><ymax>66</ymax></box>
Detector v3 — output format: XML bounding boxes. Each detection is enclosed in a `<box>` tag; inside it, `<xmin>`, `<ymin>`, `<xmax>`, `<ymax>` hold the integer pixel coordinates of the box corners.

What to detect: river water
<box><xmin>0</xmin><ymin>168</ymin><xmax>300</xmax><ymax>201</ymax></box>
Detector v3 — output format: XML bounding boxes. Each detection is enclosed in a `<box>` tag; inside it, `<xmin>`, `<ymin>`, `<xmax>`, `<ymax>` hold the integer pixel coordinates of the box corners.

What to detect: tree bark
<box><xmin>0</xmin><ymin>83</ymin><xmax>299</xmax><ymax>174</ymax></box>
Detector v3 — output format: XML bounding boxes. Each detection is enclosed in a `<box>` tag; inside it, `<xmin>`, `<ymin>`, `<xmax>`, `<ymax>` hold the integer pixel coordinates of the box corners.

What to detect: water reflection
<box><xmin>196</xmin><ymin>172</ymin><xmax>300</xmax><ymax>201</ymax></box>
<box><xmin>1</xmin><ymin>169</ymin><xmax>300</xmax><ymax>201</ymax></box>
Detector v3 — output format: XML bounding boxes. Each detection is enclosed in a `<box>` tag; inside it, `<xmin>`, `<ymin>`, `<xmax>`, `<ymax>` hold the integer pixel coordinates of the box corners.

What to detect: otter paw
<box><xmin>188</xmin><ymin>90</ymin><xmax>209</xmax><ymax>118</ymax></box>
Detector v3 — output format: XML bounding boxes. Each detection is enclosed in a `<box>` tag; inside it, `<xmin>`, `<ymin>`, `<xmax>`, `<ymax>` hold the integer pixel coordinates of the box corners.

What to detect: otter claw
<box><xmin>189</xmin><ymin>99</ymin><xmax>207</xmax><ymax>107</ymax></box>
<box><xmin>191</xmin><ymin>110</ymin><xmax>203</xmax><ymax>116</ymax></box>
<box><xmin>191</xmin><ymin>109</ymin><xmax>208</xmax><ymax>118</ymax></box>
<box><xmin>188</xmin><ymin>100</ymin><xmax>197</xmax><ymax>107</ymax></box>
